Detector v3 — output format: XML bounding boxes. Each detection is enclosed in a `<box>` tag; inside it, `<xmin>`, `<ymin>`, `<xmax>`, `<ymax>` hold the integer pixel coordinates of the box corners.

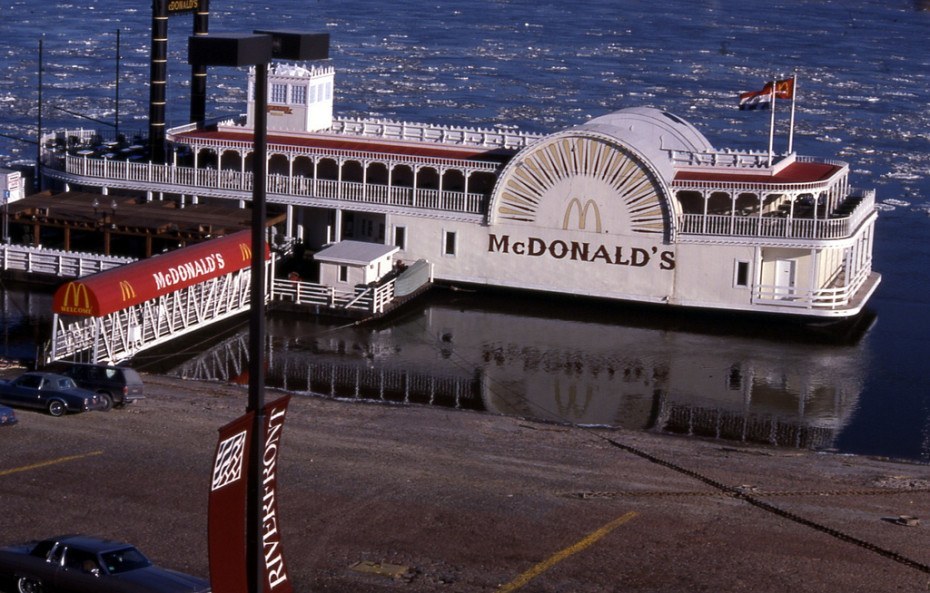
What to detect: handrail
<box><xmin>1</xmin><ymin>243</ymin><xmax>134</xmax><ymax>277</ymax></box>
<box><xmin>49</xmin><ymin>154</ymin><xmax>487</xmax><ymax>215</ymax></box>
<box><xmin>678</xmin><ymin>191</ymin><xmax>875</xmax><ymax>240</ymax></box>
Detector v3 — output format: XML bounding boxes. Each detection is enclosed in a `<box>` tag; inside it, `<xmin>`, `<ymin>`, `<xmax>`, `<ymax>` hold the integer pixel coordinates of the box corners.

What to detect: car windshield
<box><xmin>100</xmin><ymin>547</ymin><xmax>152</xmax><ymax>574</ymax></box>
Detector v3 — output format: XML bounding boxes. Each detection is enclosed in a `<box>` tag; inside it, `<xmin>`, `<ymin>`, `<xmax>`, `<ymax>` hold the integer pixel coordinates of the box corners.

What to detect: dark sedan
<box><xmin>0</xmin><ymin>535</ymin><xmax>211</xmax><ymax>593</ymax></box>
<box><xmin>0</xmin><ymin>372</ymin><xmax>102</xmax><ymax>417</ymax></box>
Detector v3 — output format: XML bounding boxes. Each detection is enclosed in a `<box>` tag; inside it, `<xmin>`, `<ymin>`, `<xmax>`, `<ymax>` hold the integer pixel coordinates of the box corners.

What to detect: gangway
<box><xmin>48</xmin><ymin>230</ymin><xmax>272</xmax><ymax>365</ymax></box>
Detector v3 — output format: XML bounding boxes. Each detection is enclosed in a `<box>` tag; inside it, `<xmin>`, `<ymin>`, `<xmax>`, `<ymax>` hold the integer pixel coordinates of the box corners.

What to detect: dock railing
<box><xmin>0</xmin><ymin>243</ymin><xmax>134</xmax><ymax>278</ymax></box>
<box><xmin>272</xmin><ymin>278</ymin><xmax>396</xmax><ymax>315</ymax></box>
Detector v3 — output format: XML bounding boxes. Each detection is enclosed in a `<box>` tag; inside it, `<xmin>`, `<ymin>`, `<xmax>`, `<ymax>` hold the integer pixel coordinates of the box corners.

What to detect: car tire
<box><xmin>17</xmin><ymin>577</ymin><xmax>42</xmax><ymax>593</ymax></box>
<box><xmin>98</xmin><ymin>392</ymin><xmax>113</xmax><ymax>412</ymax></box>
<box><xmin>47</xmin><ymin>400</ymin><xmax>65</xmax><ymax>417</ymax></box>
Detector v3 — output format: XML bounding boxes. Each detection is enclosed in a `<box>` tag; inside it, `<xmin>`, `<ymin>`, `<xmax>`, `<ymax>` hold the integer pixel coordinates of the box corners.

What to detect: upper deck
<box><xmin>41</xmin><ymin>123</ymin><xmax>874</xmax><ymax>243</ymax></box>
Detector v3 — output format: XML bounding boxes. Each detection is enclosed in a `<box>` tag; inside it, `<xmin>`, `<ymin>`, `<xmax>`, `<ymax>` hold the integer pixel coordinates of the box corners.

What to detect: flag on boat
<box><xmin>738</xmin><ymin>77</ymin><xmax>795</xmax><ymax>110</ymax></box>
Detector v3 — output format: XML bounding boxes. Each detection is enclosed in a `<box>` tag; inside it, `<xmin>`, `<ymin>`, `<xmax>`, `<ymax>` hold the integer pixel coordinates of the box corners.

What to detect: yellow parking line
<box><xmin>497</xmin><ymin>510</ymin><xmax>639</xmax><ymax>592</ymax></box>
<box><xmin>0</xmin><ymin>451</ymin><xmax>104</xmax><ymax>477</ymax></box>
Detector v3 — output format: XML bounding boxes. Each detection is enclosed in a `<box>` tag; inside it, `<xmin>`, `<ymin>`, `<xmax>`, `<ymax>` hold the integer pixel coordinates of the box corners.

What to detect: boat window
<box><xmin>338</xmin><ymin>266</ymin><xmax>348</xmax><ymax>283</ymax></box>
<box><xmin>735</xmin><ymin>261</ymin><xmax>750</xmax><ymax>287</ymax></box>
<box><xmin>443</xmin><ymin>231</ymin><xmax>457</xmax><ymax>256</ymax></box>
<box><xmin>271</xmin><ymin>84</ymin><xmax>287</xmax><ymax>104</ymax></box>
<box><xmin>394</xmin><ymin>226</ymin><xmax>407</xmax><ymax>250</ymax></box>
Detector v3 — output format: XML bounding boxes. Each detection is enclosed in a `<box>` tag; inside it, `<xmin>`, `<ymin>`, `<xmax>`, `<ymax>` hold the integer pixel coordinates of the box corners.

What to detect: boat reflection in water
<box><xmin>169</xmin><ymin>289</ymin><xmax>874</xmax><ymax>452</ymax></box>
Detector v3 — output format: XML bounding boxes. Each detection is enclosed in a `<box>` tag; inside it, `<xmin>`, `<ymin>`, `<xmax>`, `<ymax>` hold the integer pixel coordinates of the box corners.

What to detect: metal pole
<box><xmin>246</xmin><ymin>61</ymin><xmax>268</xmax><ymax>593</ymax></box>
<box><xmin>36</xmin><ymin>36</ymin><xmax>43</xmax><ymax>192</ymax></box>
<box><xmin>788</xmin><ymin>72</ymin><xmax>798</xmax><ymax>155</ymax></box>
<box><xmin>115</xmin><ymin>29</ymin><xmax>121</xmax><ymax>140</ymax></box>
<box><xmin>767</xmin><ymin>77</ymin><xmax>776</xmax><ymax>167</ymax></box>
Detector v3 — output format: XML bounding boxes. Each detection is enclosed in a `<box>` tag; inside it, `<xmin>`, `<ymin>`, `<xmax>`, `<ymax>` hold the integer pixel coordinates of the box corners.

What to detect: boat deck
<box><xmin>674</xmin><ymin>160</ymin><xmax>841</xmax><ymax>184</ymax></box>
<box><xmin>176</xmin><ymin>128</ymin><xmax>516</xmax><ymax>164</ymax></box>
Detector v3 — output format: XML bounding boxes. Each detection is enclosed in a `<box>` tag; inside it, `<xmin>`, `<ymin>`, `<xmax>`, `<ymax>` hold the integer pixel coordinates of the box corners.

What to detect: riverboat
<box><xmin>39</xmin><ymin>57</ymin><xmax>880</xmax><ymax>319</ymax></box>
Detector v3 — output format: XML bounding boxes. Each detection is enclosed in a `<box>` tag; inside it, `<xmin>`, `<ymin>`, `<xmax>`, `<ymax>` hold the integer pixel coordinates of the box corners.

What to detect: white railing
<box><xmin>678</xmin><ymin>190</ymin><xmax>875</xmax><ymax>241</ymax></box>
<box><xmin>328</xmin><ymin>117</ymin><xmax>541</xmax><ymax>151</ymax></box>
<box><xmin>0</xmin><ymin>244</ymin><xmax>134</xmax><ymax>278</ymax></box>
<box><xmin>752</xmin><ymin>263</ymin><xmax>873</xmax><ymax>311</ymax></box>
<box><xmin>271</xmin><ymin>278</ymin><xmax>397</xmax><ymax>315</ymax></box>
<box><xmin>49</xmin><ymin>154</ymin><xmax>487</xmax><ymax>215</ymax></box>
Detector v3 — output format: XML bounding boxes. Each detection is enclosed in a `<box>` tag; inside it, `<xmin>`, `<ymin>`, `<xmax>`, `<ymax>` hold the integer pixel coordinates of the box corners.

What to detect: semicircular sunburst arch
<box><xmin>488</xmin><ymin>132</ymin><xmax>674</xmax><ymax>239</ymax></box>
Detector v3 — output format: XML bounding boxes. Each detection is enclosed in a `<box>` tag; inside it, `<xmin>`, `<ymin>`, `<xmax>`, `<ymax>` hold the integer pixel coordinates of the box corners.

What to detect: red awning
<box><xmin>52</xmin><ymin>230</ymin><xmax>268</xmax><ymax>317</ymax></box>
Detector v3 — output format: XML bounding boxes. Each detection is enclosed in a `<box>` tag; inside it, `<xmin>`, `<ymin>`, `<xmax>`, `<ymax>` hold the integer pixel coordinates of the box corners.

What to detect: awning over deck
<box><xmin>52</xmin><ymin>230</ymin><xmax>269</xmax><ymax>317</ymax></box>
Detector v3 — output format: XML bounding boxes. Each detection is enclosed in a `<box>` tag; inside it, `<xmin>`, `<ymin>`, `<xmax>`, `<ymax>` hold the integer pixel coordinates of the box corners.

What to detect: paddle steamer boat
<box><xmin>40</xmin><ymin>58</ymin><xmax>880</xmax><ymax>319</ymax></box>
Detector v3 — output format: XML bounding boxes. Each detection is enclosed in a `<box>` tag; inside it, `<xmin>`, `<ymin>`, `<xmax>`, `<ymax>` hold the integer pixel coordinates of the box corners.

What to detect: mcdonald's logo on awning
<box><xmin>59</xmin><ymin>282</ymin><xmax>93</xmax><ymax>315</ymax></box>
<box><xmin>119</xmin><ymin>281</ymin><xmax>137</xmax><ymax>302</ymax></box>
<box><xmin>239</xmin><ymin>242</ymin><xmax>252</xmax><ymax>261</ymax></box>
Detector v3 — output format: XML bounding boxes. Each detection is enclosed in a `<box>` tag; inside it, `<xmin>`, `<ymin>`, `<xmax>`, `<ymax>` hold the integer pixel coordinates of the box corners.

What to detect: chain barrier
<box><xmin>600</xmin><ymin>435</ymin><xmax>930</xmax><ymax>575</ymax></box>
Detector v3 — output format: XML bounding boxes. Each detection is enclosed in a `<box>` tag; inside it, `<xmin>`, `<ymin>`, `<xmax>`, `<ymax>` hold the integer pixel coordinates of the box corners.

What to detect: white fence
<box><xmin>0</xmin><ymin>243</ymin><xmax>134</xmax><ymax>278</ymax></box>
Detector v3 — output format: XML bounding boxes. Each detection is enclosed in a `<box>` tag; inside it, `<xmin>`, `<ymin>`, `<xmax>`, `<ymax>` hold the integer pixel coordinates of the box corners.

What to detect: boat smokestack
<box><xmin>148</xmin><ymin>0</ymin><xmax>168</xmax><ymax>163</ymax></box>
<box><xmin>190</xmin><ymin>0</ymin><xmax>209</xmax><ymax>126</ymax></box>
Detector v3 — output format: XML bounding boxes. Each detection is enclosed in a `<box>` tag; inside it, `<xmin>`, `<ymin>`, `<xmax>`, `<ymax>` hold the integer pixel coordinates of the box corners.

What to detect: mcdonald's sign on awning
<box><xmin>52</xmin><ymin>230</ymin><xmax>269</xmax><ymax>317</ymax></box>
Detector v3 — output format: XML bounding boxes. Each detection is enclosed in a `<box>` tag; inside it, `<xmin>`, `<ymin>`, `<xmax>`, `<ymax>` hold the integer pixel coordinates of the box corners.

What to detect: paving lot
<box><xmin>1</xmin><ymin>371</ymin><xmax>930</xmax><ymax>592</ymax></box>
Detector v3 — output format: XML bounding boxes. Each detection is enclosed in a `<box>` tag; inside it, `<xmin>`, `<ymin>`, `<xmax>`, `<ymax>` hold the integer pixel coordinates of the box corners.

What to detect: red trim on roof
<box><xmin>675</xmin><ymin>161</ymin><xmax>841</xmax><ymax>184</ymax></box>
<box><xmin>176</xmin><ymin>129</ymin><xmax>513</xmax><ymax>163</ymax></box>
<box><xmin>52</xmin><ymin>230</ymin><xmax>269</xmax><ymax>317</ymax></box>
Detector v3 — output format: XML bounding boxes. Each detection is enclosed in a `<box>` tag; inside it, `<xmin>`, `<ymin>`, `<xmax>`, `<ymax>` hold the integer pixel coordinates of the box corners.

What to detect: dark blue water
<box><xmin>1</xmin><ymin>0</ymin><xmax>929</xmax><ymax>461</ymax></box>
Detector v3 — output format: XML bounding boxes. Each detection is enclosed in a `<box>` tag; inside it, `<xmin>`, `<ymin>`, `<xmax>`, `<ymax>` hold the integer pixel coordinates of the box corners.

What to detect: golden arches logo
<box><xmin>239</xmin><ymin>243</ymin><xmax>252</xmax><ymax>261</ymax></box>
<box><xmin>61</xmin><ymin>282</ymin><xmax>91</xmax><ymax>314</ymax></box>
<box><xmin>119</xmin><ymin>281</ymin><xmax>136</xmax><ymax>302</ymax></box>
<box><xmin>562</xmin><ymin>198</ymin><xmax>602</xmax><ymax>232</ymax></box>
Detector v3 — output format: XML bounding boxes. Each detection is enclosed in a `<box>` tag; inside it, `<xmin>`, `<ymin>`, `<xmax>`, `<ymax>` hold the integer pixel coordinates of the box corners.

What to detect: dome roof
<box><xmin>575</xmin><ymin>107</ymin><xmax>715</xmax><ymax>183</ymax></box>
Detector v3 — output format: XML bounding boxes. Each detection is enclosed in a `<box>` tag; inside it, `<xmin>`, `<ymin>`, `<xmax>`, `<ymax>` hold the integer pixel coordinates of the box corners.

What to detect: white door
<box><xmin>774</xmin><ymin>259</ymin><xmax>796</xmax><ymax>299</ymax></box>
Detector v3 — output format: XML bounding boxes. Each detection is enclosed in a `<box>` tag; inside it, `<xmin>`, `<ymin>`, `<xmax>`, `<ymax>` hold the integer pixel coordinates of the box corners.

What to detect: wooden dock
<box><xmin>6</xmin><ymin>190</ymin><xmax>284</xmax><ymax>257</ymax></box>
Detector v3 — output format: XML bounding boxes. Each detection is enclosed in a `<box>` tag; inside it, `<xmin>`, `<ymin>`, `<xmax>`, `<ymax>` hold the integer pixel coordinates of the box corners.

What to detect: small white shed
<box><xmin>315</xmin><ymin>241</ymin><xmax>400</xmax><ymax>287</ymax></box>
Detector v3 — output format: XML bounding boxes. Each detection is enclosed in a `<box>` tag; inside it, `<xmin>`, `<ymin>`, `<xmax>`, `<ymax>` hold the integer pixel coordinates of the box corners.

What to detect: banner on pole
<box><xmin>259</xmin><ymin>395</ymin><xmax>293</xmax><ymax>593</ymax></box>
<box><xmin>208</xmin><ymin>411</ymin><xmax>255</xmax><ymax>593</ymax></box>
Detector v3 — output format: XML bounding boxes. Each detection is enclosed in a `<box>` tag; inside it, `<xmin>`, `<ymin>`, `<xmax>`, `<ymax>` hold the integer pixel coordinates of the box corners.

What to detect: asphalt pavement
<box><xmin>2</xmin><ymin>371</ymin><xmax>929</xmax><ymax>592</ymax></box>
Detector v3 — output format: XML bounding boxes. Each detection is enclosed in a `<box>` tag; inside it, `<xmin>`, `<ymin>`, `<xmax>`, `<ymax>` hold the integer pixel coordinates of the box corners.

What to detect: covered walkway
<box><xmin>48</xmin><ymin>230</ymin><xmax>271</xmax><ymax>364</ymax></box>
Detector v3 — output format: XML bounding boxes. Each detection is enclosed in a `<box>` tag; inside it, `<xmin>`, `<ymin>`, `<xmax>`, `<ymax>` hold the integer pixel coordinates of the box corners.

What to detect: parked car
<box><xmin>56</xmin><ymin>363</ymin><xmax>145</xmax><ymax>411</ymax></box>
<box><xmin>0</xmin><ymin>372</ymin><xmax>102</xmax><ymax>417</ymax></box>
<box><xmin>0</xmin><ymin>535</ymin><xmax>211</xmax><ymax>593</ymax></box>
<box><xmin>0</xmin><ymin>404</ymin><xmax>17</xmax><ymax>426</ymax></box>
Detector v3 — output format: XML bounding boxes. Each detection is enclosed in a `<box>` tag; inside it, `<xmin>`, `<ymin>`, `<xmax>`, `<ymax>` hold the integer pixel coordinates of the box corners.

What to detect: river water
<box><xmin>1</xmin><ymin>0</ymin><xmax>929</xmax><ymax>461</ymax></box>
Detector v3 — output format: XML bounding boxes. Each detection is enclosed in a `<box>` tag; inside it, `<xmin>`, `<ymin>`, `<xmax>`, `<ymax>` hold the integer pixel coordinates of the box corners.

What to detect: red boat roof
<box><xmin>674</xmin><ymin>161</ymin><xmax>842</xmax><ymax>184</ymax></box>
<box><xmin>52</xmin><ymin>230</ymin><xmax>268</xmax><ymax>317</ymax></box>
<box><xmin>176</xmin><ymin>129</ymin><xmax>515</xmax><ymax>164</ymax></box>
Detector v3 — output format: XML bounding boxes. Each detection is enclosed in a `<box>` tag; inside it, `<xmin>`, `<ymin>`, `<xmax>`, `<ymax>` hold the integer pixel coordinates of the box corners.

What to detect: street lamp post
<box><xmin>188</xmin><ymin>30</ymin><xmax>328</xmax><ymax>593</ymax></box>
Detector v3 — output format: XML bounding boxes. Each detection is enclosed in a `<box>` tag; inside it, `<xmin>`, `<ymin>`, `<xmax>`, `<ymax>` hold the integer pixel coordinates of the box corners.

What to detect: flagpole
<box><xmin>767</xmin><ymin>77</ymin><xmax>776</xmax><ymax>167</ymax></box>
<box><xmin>788</xmin><ymin>72</ymin><xmax>797</xmax><ymax>154</ymax></box>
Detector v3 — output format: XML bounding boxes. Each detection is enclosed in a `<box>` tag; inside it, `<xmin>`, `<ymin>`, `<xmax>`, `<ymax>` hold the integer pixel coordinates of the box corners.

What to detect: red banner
<box><xmin>208</xmin><ymin>412</ymin><xmax>254</xmax><ymax>593</ymax></box>
<box><xmin>208</xmin><ymin>396</ymin><xmax>293</xmax><ymax>593</ymax></box>
<box><xmin>260</xmin><ymin>396</ymin><xmax>292</xmax><ymax>593</ymax></box>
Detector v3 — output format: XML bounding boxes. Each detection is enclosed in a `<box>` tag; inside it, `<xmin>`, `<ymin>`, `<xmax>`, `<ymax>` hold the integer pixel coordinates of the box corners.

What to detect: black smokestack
<box><xmin>190</xmin><ymin>0</ymin><xmax>209</xmax><ymax>126</ymax></box>
<box><xmin>148</xmin><ymin>0</ymin><xmax>168</xmax><ymax>163</ymax></box>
